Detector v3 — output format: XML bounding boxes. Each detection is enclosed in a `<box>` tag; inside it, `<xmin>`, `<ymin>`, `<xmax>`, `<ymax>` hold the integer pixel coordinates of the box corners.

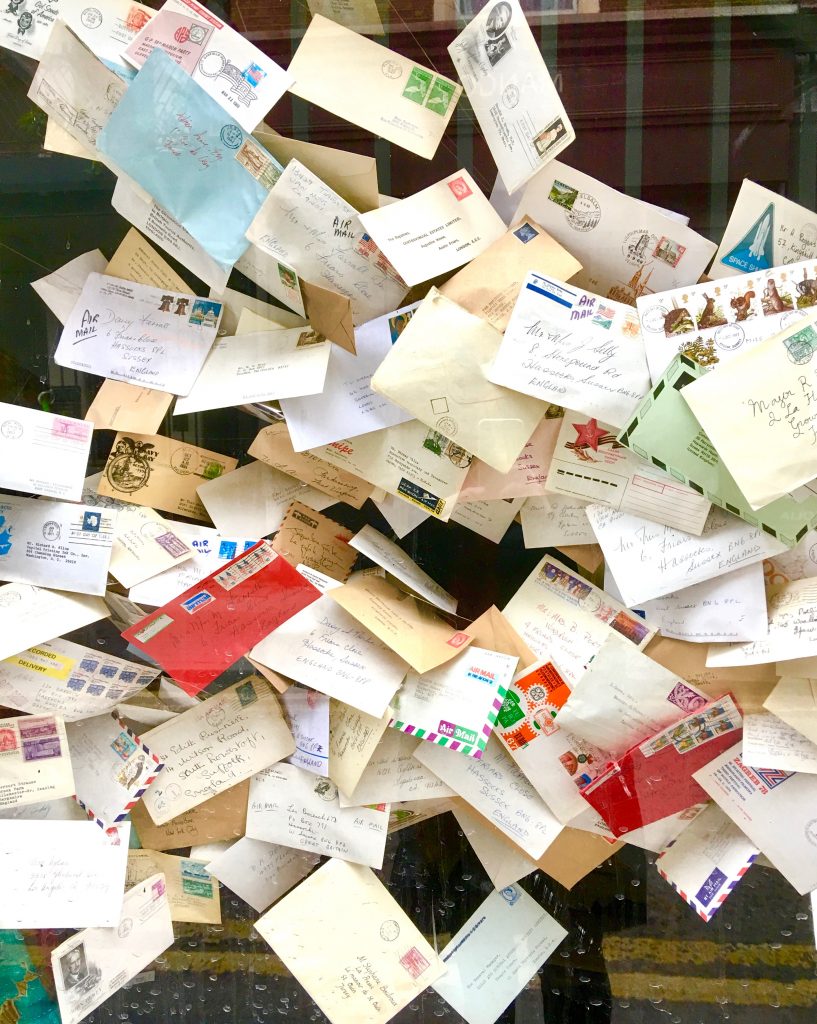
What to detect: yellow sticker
<box><xmin>4</xmin><ymin>646</ymin><xmax>75</xmax><ymax>680</ymax></box>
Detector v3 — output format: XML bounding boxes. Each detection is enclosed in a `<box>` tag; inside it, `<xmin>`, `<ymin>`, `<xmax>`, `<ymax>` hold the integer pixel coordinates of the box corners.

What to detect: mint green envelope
<box><xmin>617</xmin><ymin>353</ymin><xmax>817</xmax><ymax>546</ymax></box>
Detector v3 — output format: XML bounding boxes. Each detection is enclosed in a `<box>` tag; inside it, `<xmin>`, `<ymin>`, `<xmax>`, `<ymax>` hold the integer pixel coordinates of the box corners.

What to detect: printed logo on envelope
<box><xmin>181</xmin><ymin>590</ymin><xmax>214</xmax><ymax>614</ymax></box>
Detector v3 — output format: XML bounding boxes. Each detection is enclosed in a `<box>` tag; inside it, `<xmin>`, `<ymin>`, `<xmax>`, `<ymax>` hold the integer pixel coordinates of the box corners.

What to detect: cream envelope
<box><xmin>764</xmin><ymin>677</ymin><xmax>817</xmax><ymax>746</ymax></box>
<box><xmin>682</xmin><ymin>312</ymin><xmax>817</xmax><ymax>509</ymax></box>
<box><xmin>210</xmin><ymin>288</ymin><xmax>305</xmax><ymax>335</ymax></box>
<box><xmin>349</xmin><ymin>524</ymin><xmax>456</xmax><ymax>612</ymax></box>
<box><xmin>97</xmin><ymin>431</ymin><xmax>238</xmax><ymax>522</ymax></box>
<box><xmin>86</xmin><ymin>381</ymin><xmax>172</xmax><ymax>435</ymax></box>
<box><xmin>458</xmin><ymin>415</ymin><xmax>562</xmax><ymax>502</ymax></box>
<box><xmin>0</xmin><ymin>495</ymin><xmax>114</xmax><ymax>596</ymax></box>
<box><xmin>254</xmin><ymin>858</ymin><xmax>446</xmax><ymax>1024</ymax></box>
<box><xmin>0</xmin><ymin>584</ymin><xmax>108</xmax><ymax>662</ymax></box>
<box><xmin>272</xmin><ymin>504</ymin><xmax>355</xmax><ymax>582</ymax></box>
<box><xmin>371</xmin><ymin>289</ymin><xmax>545</xmax><ymax>473</ymax></box>
<box><xmin>108</xmin><ymin>505</ymin><xmax>192</xmax><ymax>589</ymax></box>
<box><xmin>31</xmin><ymin>249</ymin><xmax>108</xmax><ymax>324</ymax></box>
<box><xmin>247</xmin><ymin>762</ymin><xmax>389</xmax><ymax>867</ymax></box>
<box><xmin>126</xmin><ymin>850</ymin><xmax>221</xmax><ymax>924</ymax></box>
<box><xmin>44</xmin><ymin>118</ymin><xmax>95</xmax><ymax>160</ymax></box>
<box><xmin>360</xmin><ymin>170</ymin><xmax>506</xmax><ymax>287</ymax></box>
<box><xmin>0</xmin><ymin>713</ymin><xmax>74</xmax><ymax>810</ymax></box>
<box><xmin>339</xmin><ymin>729</ymin><xmax>453</xmax><ymax>806</ymax></box>
<box><xmin>450</xmin><ymin>496</ymin><xmax>526</xmax><ymax>544</ymax></box>
<box><xmin>51</xmin><ymin>873</ymin><xmax>174</xmax><ymax>1024</ymax></box>
<box><xmin>449</xmin><ymin>0</ymin><xmax>574</xmax><ymax>192</ymax></box>
<box><xmin>438</xmin><ymin>217</ymin><xmax>582</xmax><ymax>332</ymax></box>
<box><xmin>287</xmin><ymin>15</ymin><xmax>461</xmax><ymax>159</ymax></box>
<box><xmin>206</xmin><ymin>837</ymin><xmax>319</xmax><ymax>913</ymax></box>
<box><xmin>373</xmin><ymin>492</ymin><xmax>430</xmax><ymax>538</ymax></box>
<box><xmin>252</xmin><ymin>126</ymin><xmax>379</xmax><ymax>213</ymax></box>
<box><xmin>106</xmin><ymin>226</ymin><xmax>190</xmax><ymax>291</ymax></box>
<box><xmin>328</xmin><ymin>700</ymin><xmax>391</xmax><ymax>797</ymax></box>
<box><xmin>512</xmin><ymin>159</ymin><xmax>717</xmax><ymax>302</ymax></box>
<box><xmin>742</xmin><ymin>712</ymin><xmax>817</xmax><ymax>774</ymax></box>
<box><xmin>248</xmin><ymin>421</ymin><xmax>375</xmax><ymax>508</ymax></box>
<box><xmin>451</xmin><ymin>801</ymin><xmax>539</xmax><ymax>889</ymax></box>
<box><xmin>521</xmin><ymin>494</ymin><xmax>595</xmax><ymax>549</ymax></box>
<box><xmin>233</xmin><ymin>242</ymin><xmax>311</xmax><ymax>332</ymax></box>
<box><xmin>327</xmin><ymin>573</ymin><xmax>472</xmax><ymax>674</ymax></box>
<box><xmin>129</xmin><ymin>779</ymin><xmax>249</xmax><ymax>850</ymax></box>
<box><xmin>141</xmin><ymin>676</ymin><xmax>294</xmax><ymax>824</ymax></box>
<box><xmin>305</xmin><ymin>0</ymin><xmax>383</xmax><ymax>35</ymax></box>
<box><xmin>0</xmin><ymin>402</ymin><xmax>93</xmax><ymax>502</ymax></box>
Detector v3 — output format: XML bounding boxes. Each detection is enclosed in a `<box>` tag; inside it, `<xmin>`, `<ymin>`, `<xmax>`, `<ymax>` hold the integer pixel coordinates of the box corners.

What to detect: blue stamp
<box><xmin>189</xmin><ymin>298</ymin><xmax>222</xmax><ymax>326</ymax></box>
<box><xmin>111</xmin><ymin>731</ymin><xmax>137</xmax><ymax>760</ymax></box>
<box><xmin>68</xmin><ymin>677</ymin><xmax>85</xmax><ymax>692</ymax></box>
<box><xmin>242</xmin><ymin>62</ymin><xmax>266</xmax><ymax>87</ymax></box>
<box><xmin>100</xmin><ymin>664</ymin><xmax>117</xmax><ymax>678</ymax></box>
<box><xmin>242</xmin><ymin>540</ymin><xmax>256</xmax><ymax>552</ymax></box>
<box><xmin>80</xmin><ymin>658</ymin><xmax>99</xmax><ymax>672</ymax></box>
<box><xmin>181</xmin><ymin>590</ymin><xmax>214</xmax><ymax>615</ymax></box>
<box><xmin>87</xmin><ymin>684</ymin><xmax>105</xmax><ymax>696</ymax></box>
<box><xmin>119</xmin><ymin>670</ymin><xmax>137</xmax><ymax>683</ymax></box>
<box><xmin>513</xmin><ymin>222</ymin><xmax>539</xmax><ymax>243</ymax></box>
<box><xmin>82</xmin><ymin>511</ymin><xmax>101</xmax><ymax>532</ymax></box>
<box><xmin>218</xmin><ymin>540</ymin><xmax>237</xmax><ymax>560</ymax></box>
<box><xmin>220</xmin><ymin>124</ymin><xmax>242</xmax><ymax>149</ymax></box>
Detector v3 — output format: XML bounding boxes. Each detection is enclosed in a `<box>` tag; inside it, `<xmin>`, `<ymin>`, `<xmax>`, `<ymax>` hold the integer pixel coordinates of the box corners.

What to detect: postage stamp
<box><xmin>447</xmin><ymin>176</ymin><xmax>472</xmax><ymax>202</ymax></box>
<box><xmin>154</xmin><ymin>531</ymin><xmax>189</xmax><ymax>558</ymax></box>
<box><xmin>19</xmin><ymin>716</ymin><xmax>61</xmax><ymax>761</ymax></box>
<box><xmin>653</xmin><ymin>235</ymin><xmax>686</xmax><ymax>267</ymax></box>
<box><xmin>402</xmin><ymin>67</ymin><xmax>433</xmax><ymax>105</ymax></box>
<box><xmin>110</xmin><ymin>729</ymin><xmax>138</xmax><ymax>761</ymax></box>
<box><xmin>547</xmin><ymin>179</ymin><xmax>578</xmax><ymax>211</ymax></box>
<box><xmin>399</xmin><ymin>947</ymin><xmax>430</xmax><ymax>980</ymax></box>
<box><xmin>426</xmin><ymin>77</ymin><xmax>456</xmax><ymax>115</ymax></box>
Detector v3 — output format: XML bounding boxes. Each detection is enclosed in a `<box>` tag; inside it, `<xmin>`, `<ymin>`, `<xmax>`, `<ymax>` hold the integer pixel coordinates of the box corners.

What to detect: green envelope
<box><xmin>617</xmin><ymin>353</ymin><xmax>817</xmax><ymax>547</ymax></box>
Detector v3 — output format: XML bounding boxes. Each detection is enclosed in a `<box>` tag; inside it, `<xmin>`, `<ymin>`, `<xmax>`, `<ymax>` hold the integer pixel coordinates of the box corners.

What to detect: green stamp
<box><xmin>202</xmin><ymin>461</ymin><xmax>224</xmax><ymax>480</ymax></box>
<box><xmin>784</xmin><ymin>324</ymin><xmax>817</xmax><ymax>365</ymax></box>
<box><xmin>181</xmin><ymin>858</ymin><xmax>214</xmax><ymax>899</ymax></box>
<box><xmin>183</xmin><ymin>878</ymin><xmax>214</xmax><ymax>898</ymax></box>
<box><xmin>236</xmin><ymin>679</ymin><xmax>257</xmax><ymax>707</ymax></box>
<box><xmin>402</xmin><ymin>67</ymin><xmax>433</xmax><ymax>105</ymax></box>
<box><xmin>426</xmin><ymin>77</ymin><xmax>456</xmax><ymax>116</ymax></box>
<box><xmin>548</xmin><ymin>179</ymin><xmax>579</xmax><ymax>210</ymax></box>
<box><xmin>496</xmin><ymin>690</ymin><xmax>525</xmax><ymax>730</ymax></box>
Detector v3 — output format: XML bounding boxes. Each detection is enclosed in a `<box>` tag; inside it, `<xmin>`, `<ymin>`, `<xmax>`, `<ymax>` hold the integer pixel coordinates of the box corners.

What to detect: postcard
<box><xmin>682</xmin><ymin>312</ymin><xmax>817</xmax><ymax>509</ymax></box>
<box><xmin>0</xmin><ymin>495</ymin><xmax>114</xmax><ymax>596</ymax></box>
<box><xmin>0</xmin><ymin>584</ymin><xmax>108</xmax><ymax>662</ymax></box>
<box><xmin>359</xmin><ymin>171</ymin><xmax>506</xmax><ymax>287</ymax></box>
<box><xmin>433</xmin><ymin>885</ymin><xmax>567</xmax><ymax>1024</ymax></box>
<box><xmin>125</xmin><ymin>0</ymin><xmax>291</xmax><ymax>131</ymax></box>
<box><xmin>139</xmin><ymin>675</ymin><xmax>292</xmax><ymax>825</ymax></box>
<box><xmin>694</xmin><ymin>743</ymin><xmax>817</xmax><ymax>895</ymax></box>
<box><xmin>249</xmin><ymin>421</ymin><xmax>376</xmax><ymax>509</ymax></box>
<box><xmin>250</xmin><ymin>586</ymin><xmax>409</xmax><ymax>718</ymax></box>
<box><xmin>288</xmin><ymin>15</ymin><xmax>460</xmax><ymax>159</ymax></box>
<box><xmin>123</xmin><ymin>542</ymin><xmax>321</xmax><ymax>693</ymax></box>
<box><xmin>55</xmin><ymin>272</ymin><xmax>222</xmax><ymax>395</ymax></box>
<box><xmin>580</xmin><ymin>695</ymin><xmax>743</xmax><ymax>836</ymax></box>
<box><xmin>278</xmin><ymin>304</ymin><xmax>418</xmax><ymax>453</ymax></box>
<box><xmin>655</xmin><ymin>804</ymin><xmax>758</xmax><ymax>922</ymax></box>
<box><xmin>247</xmin><ymin>762</ymin><xmax>389</xmax><ymax>867</ymax></box>
<box><xmin>763</xmin><ymin>676</ymin><xmax>817</xmax><ymax>747</ymax></box>
<box><xmin>96</xmin><ymin>431</ymin><xmax>237</xmax><ymax>522</ymax></box>
<box><xmin>329</xmin><ymin>700</ymin><xmax>391</xmax><ymax>797</ymax></box>
<box><xmin>108</xmin><ymin>505</ymin><xmax>192</xmax><ymax>590</ymax></box>
<box><xmin>502</xmin><ymin>553</ymin><xmax>653</xmax><ymax>685</ymax></box>
<box><xmin>588</xmin><ymin>504</ymin><xmax>787</xmax><ymax>608</ymax></box>
<box><xmin>126</xmin><ymin>850</ymin><xmax>220</xmax><ymax>924</ymax></box>
<box><xmin>350</xmin><ymin>524</ymin><xmax>456</xmax><ymax>612</ymax></box>
<box><xmin>520</xmin><ymin>494</ymin><xmax>594</xmax><ymax>548</ymax></box>
<box><xmin>338</xmin><ymin>729</ymin><xmax>453</xmax><ymax>806</ymax></box>
<box><xmin>280</xmin><ymin>685</ymin><xmax>330</xmax><ymax>776</ymax></box>
<box><xmin>66</xmin><ymin>712</ymin><xmax>164</xmax><ymax>827</ymax></box>
<box><xmin>31</xmin><ymin>249</ymin><xmax>108</xmax><ymax>324</ymax></box>
<box><xmin>450</xmin><ymin>496</ymin><xmax>526</xmax><ymax>543</ymax></box>
<box><xmin>98</xmin><ymin>49</ymin><xmax>283</xmax><ymax>267</ymax></box>
<box><xmin>712</xmin><ymin>179</ymin><xmax>817</xmax><ymax>278</ymax></box>
<box><xmin>0</xmin><ymin>712</ymin><xmax>74</xmax><ymax>810</ymax></box>
<box><xmin>458</xmin><ymin>416</ymin><xmax>562</xmax><ymax>502</ymax></box>
<box><xmin>742</xmin><ymin>711</ymin><xmax>817</xmax><ymax>774</ymax></box>
<box><xmin>311</xmin><ymin>417</ymin><xmax>472</xmax><ymax>521</ymax></box>
<box><xmin>255</xmin><ymin>858</ymin><xmax>445</xmax><ymax>1024</ymax></box>
<box><xmin>0</xmin><ymin>402</ymin><xmax>92</xmax><ymax>502</ymax></box>
<box><xmin>512</xmin><ymin>159</ymin><xmax>717</xmax><ymax>302</ymax></box>
<box><xmin>0</xmin><ymin>821</ymin><xmax>129</xmax><ymax>928</ymax></box>
<box><xmin>130</xmin><ymin>779</ymin><xmax>249</xmax><ymax>850</ymax></box>
<box><xmin>546</xmin><ymin>412</ymin><xmax>711</xmax><ymax>533</ymax></box>
<box><xmin>51</xmin><ymin>873</ymin><xmax>174</xmax><ymax>1024</ymax></box>
<box><xmin>206</xmin><ymin>837</ymin><xmax>319</xmax><ymax>913</ymax></box>
<box><xmin>390</xmin><ymin>646</ymin><xmax>518</xmax><ymax>758</ymax></box>
<box><xmin>488</xmin><ymin>272</ymin><xmax>650</xmax><ymax>427</ymax></box>
<box><xmin>371</xmin><ymin>288</ymin><xmax>545</xmax><ymax>473</ymax></box>
<box><xmin>60</xmin><ymin>0</ymin><xmax>153</xmax><ymax>75</ymax></box>
<box><xmin>272</xmin><ymin>503</ymin><xmax>355</xmax><ymax>582</ymax></box>
<box><xmin>637</xmin><ymin>257</ymin><xmax>817</xmax><ymax>382</ymax></box>
<box><xmin>86</xmin><ymin>380</ymin><xmax>172</xmax><ymax>435</ymax></box>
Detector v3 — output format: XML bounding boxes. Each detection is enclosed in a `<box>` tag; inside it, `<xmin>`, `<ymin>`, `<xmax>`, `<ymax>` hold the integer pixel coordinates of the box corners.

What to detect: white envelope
<box><xmin>742</xmin><ymin>712</ymin><xmax>817</xmax><ymax>774</ymax></box>
<box><xmin>206</xmin><ymin>837</ymin><xmax>319</xmax><ymax>913</ymax></box>
<box><xmin>0</xmin><ymin>713</ymin><xmax>75</xmax><ymax>810</ymax></box>
<box><xmin>349</xmin><ymin>524</ymin><xmax>456</xmax><ymax>612</ymax></box>
<box><xmin>108</xmin><ymin>505</ymin><xmax>192</xmax><ymax>589</ymax></box>
<box><xmin>0</xmin><ymin>402</ymin><xmax>93</xmax><ymax>501</ymax></box>
<box><xmin>31</xmin><ymin>249</ymin><xmax>108</xmax><ymax>324</ymax></box>
<box><xmin>520</xmin><ymin>494</ymin><xmax>595</xmax><ymax>548</ymax></box>
<box><xmin>0</xmin><ymin>495</ymin><xmax>114</xmax><ymax>596</ymax></box>
<box><xmin>280</xmin><ymin>685</ymin><xmax>330</xmax><ymax>777</ymax></box>
<box><xmin>0</xmin><ymin>584</ymin><xmax>108</xmax><ymax>661</ymax></box>
<box><xmin>450</xmin><ymin>496</ymin><xmax>526</xmax><ymax>544</ymax></box>
<box><xmin>339</xmin><ymin>729</ymin><xmax>453</xmax><ymax>806</ymax></box>
<box><xmin>60</xmin><ymin>0</ymin><xmax>154</xmax><ymax>75</ymax></box>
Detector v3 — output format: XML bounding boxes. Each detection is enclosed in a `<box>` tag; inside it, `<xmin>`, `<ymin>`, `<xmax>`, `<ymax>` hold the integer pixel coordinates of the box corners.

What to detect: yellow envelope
<box><xmin>105</xmin><ymin>227</ymin><xmax>190</xmax><ymax>291</ymax></box>
<box><xmin>126</xmin><ymin>850</ymin><xmax>221</xmax><ymax>924</ymax></box>
<box><xmin>129</xmin><ymin>780</ymin><xmax>250</xmax><ymax>851</ymax></box>
<box><xmin>96</xmin><ymin>432</ymin><xmax>238</xmax><ymax>522</ymax></box>
<box><xmin>371</xmin><ymin>288</ymin><xmax>546</xmax><ymax>473</ymax></box>
<box><xmin>465</xmin><ymin>604</ymin><xmax>538</xmax><ymax>670</ymax></box>
<box><xmin>85</xmin><ymin>380</ymin><xmax>172</xmax><ymax>434</ymax></box>
<box><xmin>288</xmin><ymin>15</ymin><xmax>461</xmax><ymax>160</ymax></box>
<box><xmin>272</xmin><ymin>501</ymin><xmax>356</xmax><ymax>581</ymax></box>
<box><xmin>439</xmin><ymin>216</ymin><xmax>582</xmax><ymax>331</ymax></box>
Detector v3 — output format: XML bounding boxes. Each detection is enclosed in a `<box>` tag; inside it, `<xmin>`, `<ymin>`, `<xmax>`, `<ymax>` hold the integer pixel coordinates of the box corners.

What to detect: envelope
<box><xmin>711</xmin><ymin>179</ymin><xmax>817</xmax><ymax>278</ymax></box>
<box><xmin>450</xmin><ymin>800</ymin><xmax>538</xmax><ymax>888</ymax></box>
<box><xmin>0</xmin><ymin>583</ymin><xmax>108</xmax><ymax>661</ymax></box>
<box><xmin>280</xmin><ymin>684</ymin><xmax>330</xmax><ymax>776</ymax></box>
<box><xmin>85</xmin><ymin>380</ymin><xmax>172</xmax><ymax>435</ymax></box>
<box><xmin>0</xmin><ymin>495</ymin><xmax>114</xmax><ymax>595</ymax></box>
<box><xmin>328</xmin><ymin>700</ymin><xmax>391</xmax><ymax>797</ymax></box>
<box><xmin>96</xmin><ymin>431</ymin><xmax>238</xmax><ymax>522</ymax></box>
<box><xmin>271</xmin><ymin>502</ymin><xmax>355</xmax><ymax>582</ymax></box>
<box><xmin>546</xmin><ymin>412</ymin><xmax>711</xmax><ymax>533</ymax></box>
<box><xmin>512</xmin><ymin>159</ymin><xmax>717</xmax><ymax>301</ymax></box>
<box><xmin>98</xmin><ymin>49</ymin><xmax>283</xmax><ymax>266</ymax></box>
<box><xmin>742</xmin><ymin>711</ymin><xmax>817</xmax><ymax>774</ymax></box>
<box><xmin>287</xmin><ymin>15</ymin><xmax>461</xmax><ymax>159</ymax></box>
<box><xmin>105</xmin><ymin>226</ymin><xmax>190</xmax><ymax>291</ymax></box>
<box><xmin>44</xmin><ymin>117</ymin><xmax>97</xmax><ymax>159</ymax></box>
<box><xmin>125</xmin><ymin>0</ymin><xmax>292</xmax><ymax>131</ymax></box>
<box><xmin>359</xmin><ymin>170</ymin><xmax>506</xmax><ymax>287</ymax></box>
<box><xmin>763</xmin><ymin>676</ymin><xmax>817</xmax><ymax>747</ymax></box>
<box><xmin>439</xmin><ymin>217</ymin><xmax>582</xmax><ymax>332</ymax></box>
<box><xmin>254</xmin><ymin>858</ymin><xmax>446</xmax><ymax>1024</ymax></box>
<box><xmin>232</xmin><ymin>241</ymin><xmax>309</xmax><ymax>324</ymax></box>
<box><xmin>458</xmin><ymin>415</ymin><xmax>562</xmax><ymax>501</ymax></box>
<box><xmin>246</xmin><ymin>160</ymin><xmax>406</xmax><ymax>327</ymax></box>
<box><xmin>0</xmin><ymin>712</ymin><xmax>74</xmax><ymax>810</ymax></box>
<box><xmin>450</xmin><ymin>495</ymin><xmax>525</xmax><ymax>543</ymax></box>
<box><xmin>0</xmin><ymin>402</ymin><xmax>93</xmax><ymax>501</ymax></box>
<box><xmin>31</xmin><ymin>249</ymin><xmax>108</xmax><ymax>324</ymax></box>
<box><xmin>339</xmin><ymin>729</ymin><xmax>453</xmax><ymax>807</ymax></box>
<box><xmin>488</xmin><ymin>271</ymin><xmax>651</xmax><ymax>428</ymax></box>
<box><xmin>580</xmin><ymin>694</ymin><xmax>744</xmax><ymax>837</ymax></box>
<box><xmin>206</xmin><ymin>838</ymin><xmax>318</xmax><ymax>914</ymax></box>
<box><xmin>60</xmin><ymin>0</ymin><xmax>154</xmax><ymax>77</ymax></box>
<box><xmin>252</xmin><ymin>126</ymin><xmax>379</xmax><ymax>213</ymax></box>
<box><xmin>449</xmin><ymin>0</ymin><xmax>574</xmax><ymax>192</ymax></box>
<box><xmin>305</xmin><ymin>0</ymin><xmax>383</xmax><ymax>35</ymax></box>
<box><xmin>108</xmin><ymin>505</ymin><xmax>192</xmax><ymax>589</ymax></box>
<box><xmin>349</xmin><ymin>524</ymin><xmax>456</xmax><ymax>612</ymax></box>
<box><xmin>208</xmin><ymin>286</ymin><xmax>306</xmax><ymax>335</ymax></box>
<box><xmin>51</xmin><ymin>873</ymin><xmax>174</xmax><ymax>1024</ymax></box>
<box><xmin>301</xmin><ymin>277</ymin><xmax>357</xmax><ymax>352</ymax></box>
<box><xmin>129</xmin><ymin>778</ymin><xmax>249</xmax><ymax>849</ymax></box>
<box><xmin>126</xmin><ymin>850</ymin><xmax>220</xmax><ymax>924</ymax></box>
<box><xmin>520</xmin><ymin>494</ymin><xmax>595</xmax><ymax>548</ymax></box>
<box><xmin>682</xmin><ymin>311</ymin><xmax>817</xmax><ymax>509</ymax></box>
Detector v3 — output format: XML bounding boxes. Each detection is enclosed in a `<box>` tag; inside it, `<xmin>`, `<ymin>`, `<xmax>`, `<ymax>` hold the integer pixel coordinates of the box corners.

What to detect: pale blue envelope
<box><xmin>97</xmin><ymin>49</ymin><xmax>282</xmax><ymax>268</ymax></box>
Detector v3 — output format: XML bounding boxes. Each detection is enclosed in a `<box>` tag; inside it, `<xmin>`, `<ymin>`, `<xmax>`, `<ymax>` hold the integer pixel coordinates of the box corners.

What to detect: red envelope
<box><xmin>579</xmin><ymin>694</ymin><xmax>743</xmax><ymax>837</ymax></box>
<box><xmin>122</xmin><ymin>540</ymin><xmax>320</xmax><ymax>695</ymax></box>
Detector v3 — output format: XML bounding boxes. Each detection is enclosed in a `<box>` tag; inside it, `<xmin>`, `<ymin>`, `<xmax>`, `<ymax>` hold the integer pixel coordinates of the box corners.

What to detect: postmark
<box><xmin>117</xmin><ymin>918</ymin><xmax>133</xmax><ymax>939</ymax></box>
<box><xmin>714</xmin><ymin>323</ymin><xmax>745</xmax><ymax>352</ymax></box>
<box><xmin>219</xmin><ymin>124</ymin><xmax>243</xmax><ymax>150</ymax></box>
<box><xmin>39</xmin><ymin>519</ymin><xmax>61</xmax><ymax>543</ymax></box>
<box><xmin>781</xmin><ymin>308</ymin><xmax>808</xmax><ymax>330</ymax></box>
<box><xmin>399</xmin><ymin>946</ymin><xmax>430</xmax><ymax>980</ymax></box>
<box><xmin>381</xmin><ymin>59</ymin><xmax>402</xmax><ymax>79</ymax></box>
<box><xmin>106</xmin><ymin>437</ymin><xmax>156</xmax><ymax>493</ymax></box>
<box><xmin>0</xmin><ymin>419</ymin><xmax>22</xmax><ymax>440</ymax></box>
<box><xmin>402</xmin><ymin>66</ymin><xmax>433</xmax><ymax>105</ymax></box>
<box><xmin>653</xmin><ymin>235</ymin><xmax>686</xmax><ymax>267</ymax></box>
<box><xmin>565</xmin><ymin>192</ymin><xmax>601</xmax><ymax>232</ymax></box>
<box><xmin>502</xmin><ymin>83</ymin><xmax>519</xmax><ymax>109</ymax></box>
<box><xmin>313</xmin><ymin>779</ymin><xmax>337</xmax><ymax>802</ymax></box>
<box><xmin>205</xmin><ymin>704</ymin><xmax>226</xmax><ymax>729</ymax></box>
<box><xmin>805</xmin><ymin>819</ymin><xmax>817</xmax><ymax>847</ymax></box>
<box><xmin>622</xmin><ymin>228</ymin><xmax>658</xmax><ymax>266</ymax></box>
<box><xmin>444</xmin><ymin>442</ymin><xmax>472</xmax><ymax>468</ymax></box>
<box><xmin>784</xmin><ymin>324</ymin><xmax>817</xmax><ymax>364</ymax></box>
<box><xmin>380</xmin><ymin>920</ymin><xmax>400</xmax><ymax>942</ymax></box>
<box><xmin>641</xmin><ymin>304</ymin><xmax>669</xmax><ymax>334</ymax></box>
<box><xmin>80</xmin><ymin>7</ymin><xmax>102</xmax><ymax>28</ymax></box>
<box><xmin>436</xmin><ymin>415</ymin><xmax>457</xmax><ymax>437</ymax></box>
<box><xmin>447</xmin><ymin>176</ymin><xmax>472</xmax><ymax>202</ymax></box>
<box><xmin>155</xmin><ymin>531</ymin><xmax>189</xmax><ymax>558</ymax></box>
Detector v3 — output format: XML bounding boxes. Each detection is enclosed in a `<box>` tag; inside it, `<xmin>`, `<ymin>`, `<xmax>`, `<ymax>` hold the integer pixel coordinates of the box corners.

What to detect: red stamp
<box><xmin>447</xmin><ymin>631</ymin><xmax>471</xmax><ymax>648</ymax></box>
<box><xmin>653</xmin><ymin>236</ymin><xmax>686</xmax><ymax>268</ymax></box>
<box><xmin>399</xmin><ymin>947</ymin><xmax>430</xmax><ymax>980</ymax></box>
<box><xmin>125</xmin><ymin>5</ymin><xmax>151</xmax><ymax>31</ymax></box>
<box><xmin>174</xmin><ymin>25</ymin><xmax>190</xmax><ymax>43</ymax></box>
<box><xmin>52</xmin><ymin>417</ymin><xmax>90</xmax><ymax>443</ymax></box>
<box><xmin>0</xmin><ymin>727</ymin><xmax>18</xmax><ymax>753</ymax></box>
<box><xmin>447</xmin><ymin>176</ymin><xmax>472</xmax><ymax>202</ymax></box>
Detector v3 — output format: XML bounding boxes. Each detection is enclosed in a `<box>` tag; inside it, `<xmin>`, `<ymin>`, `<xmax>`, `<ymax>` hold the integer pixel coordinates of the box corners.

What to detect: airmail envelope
<box><xmin>122</xmin><ymin>540</ymin><xmax>321</xmax><ymax>693</ymax></box>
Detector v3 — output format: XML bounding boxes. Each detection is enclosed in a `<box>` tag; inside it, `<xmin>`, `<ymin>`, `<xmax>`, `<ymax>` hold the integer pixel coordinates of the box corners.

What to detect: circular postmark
<box><xmin>81</xmin><ymin>6</ymin><xmax>102</xmax><ymax>27</ymax></box>
<box><xmin>436</xmin><ymin>415</ymin><xmax>457</xmax><ymax>437</ymax></box>
<box><xmin>785</xmin><ymin>335</ymin><xmax>815</xmax><ymax>365</ymax></box>
<box><xmin>188</xmin><ymin>24</ymin><xmax>207</xmax><ymax>43</ymax></box>
<box><xmin>381</xmin><ymin>59</ymin><xmax>402</xmax><ymax>79</ymax></box>
<box><xmin>170</xmin><ymin>447</ymin><xmax>195</xmax><ymax>476</ymax></box>
<box><xmin>42</xmin><ymin>521</ymin><xmax>61</xmax><ymax>542</ymax></box>
<box><xmin>714</xmin><ymin>323</ymin><xmax>745</xmax><ymax>352</ymax></box>
<box><xmin>781</xmin><ymin>308</ymin><xmax>808</xmax><ymax>330</ymax></box>
<box><xmin>220</xmin><ymin>124</ymin><xmax>242</xmax><ymax>150</ymax></box>
<box><xmin>565</xmin><ymin>192</ymin><xmax>601</xmax><ymax>233</ymax></box>
<box><xmin>502</xmin><ymin>83</ymin><xmax>519</xmax><ymax>109</ymax></box>
<box><xmin>445</xmin><ymin>443</ymin><xmax>472</xmax><ymax>469</ymax></box>
<box><xmin>0</xmin><ymin>589</ymin><xmax>22</xmax><ymax>607</ymax></box>
<box><xmin>314</xmin><ymin>780</ymin><xmax>337</xmax><ymax>802</ymax></box>
<box><xmin>117</xmin><ymin>918</ymin><xmax>133</xmax><ymax>939</ymax></box>
<box><xmin>621</xmin><ymin>228</ymin><xmax>658</xmax><ymax>267</ymax></box>
<box><xmin>805</xmin><ymin>819</ymin><xmax>817</xmax><ymax>848</ymax></box>
<box><xmin>809</xmin><ymin>541</ymin><xmax>817</xmax><ymax>566</ymax></box>
<box><xmin>641</xmin><ymin>304</ymin><xmax>669</xmax><ymax>334</ymax></box>
<box><xmin>0</xmin><ymin>419</ymin><xmax>22</xmax><ymax>440</ymax></box>
<box><xmin>139</xmin><ymin>519</ymin><xmax>166</xmax><ymax>540</ymax></box>
<box><xmin>205</xmin><ymin>705</ymin><xmax>226</xmax><ymax>729</ymax></box>
<box><xmin>379</xmin><ymin>920</ymin><xmax>400</xmax><ymax>942</ymax></box>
